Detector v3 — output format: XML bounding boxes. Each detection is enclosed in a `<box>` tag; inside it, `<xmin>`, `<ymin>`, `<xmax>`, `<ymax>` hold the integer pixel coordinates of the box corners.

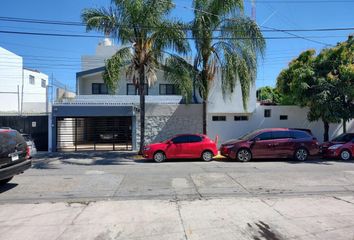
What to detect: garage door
<box><xmin>57</xmin><ymin>117</ymin><xmax>132</xmax><ymax>151</ymax></box>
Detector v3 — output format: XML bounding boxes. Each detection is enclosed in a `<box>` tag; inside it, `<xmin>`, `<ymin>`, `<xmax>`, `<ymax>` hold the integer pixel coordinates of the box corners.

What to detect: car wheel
<box><xmin>0</xmin><ymin>177</ymin><xmax>13</xmax><ymax>185</ymax></box>
<box><xmin>237</xmin><ymin>149</ymin><xmax>252</xmax><ymax>162</ymax></box>
<box><xmin>294</xmin><ymin>148</ymin><xmax>309</xmax><ymax>161</ymax></box>
<box><xmin>153</xmin><ymin>151</ymin><xmax>166</xmax><ymax>163</ymax></box>
<box><xmin>201</xmin><ymin>151</ymin><xmax>214</xmax><ymax>162</ymax></box>
<box><xmin>340</xmin><ymin>149</ymin><xmax>352</xmax><ymax>161</ymax></box>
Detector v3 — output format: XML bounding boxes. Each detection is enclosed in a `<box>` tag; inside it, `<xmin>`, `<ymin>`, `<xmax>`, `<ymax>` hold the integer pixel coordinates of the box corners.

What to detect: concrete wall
<box><xmin>208</xmin><ymin>104</ymin><xmax>354</xmax><ymax>145</ymax></box>
<box><xmin>0</xmin><ymin>47</ymin><xmax>22</xmax><ymax>113</ymax></box>
<box><xmin>136</xmin><ymin>104</ymin><xmax>203</xmax><ymax>146</ymax></box>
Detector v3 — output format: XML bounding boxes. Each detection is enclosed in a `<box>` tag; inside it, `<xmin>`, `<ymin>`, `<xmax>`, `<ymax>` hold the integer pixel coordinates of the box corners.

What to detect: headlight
<box><xmin>143</xmin><ymin>147</ymin><xmax>150</xmax><ymax>151</ymax></box>
<box><xmin>223</xmin><ymin>145</ymin><xmax>234</xmax><ymax>149</ymax></box>
<box><xmin>328</xmin><ymin>144</ymin><xmax>343</xmax><ymax>150</ymax></box>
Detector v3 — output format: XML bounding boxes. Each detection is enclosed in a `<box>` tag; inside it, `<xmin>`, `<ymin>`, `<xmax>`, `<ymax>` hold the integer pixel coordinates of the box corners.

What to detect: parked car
<box><xmin>0</xmin><ymin>128</ymin><xmax>31</xmax><ymax>185</ymax></box>
<box><xmin>143</xmin><ymin>134</ymin><xmax>218</xmax><ymax>162</ymax></box>
<box><xmin>220</xmin><ymin>128</ymin><xmax>319</xmax><ymax>162</ymax></box>
<box><xmin>21</xmin><ymin>134</ymin><xmax>37</xmax><ymax>158</ymax></box>
<box><xmin>321</xmin><ymin>133</ymin><xmax>354</xmax><ymax>161</ymax></box>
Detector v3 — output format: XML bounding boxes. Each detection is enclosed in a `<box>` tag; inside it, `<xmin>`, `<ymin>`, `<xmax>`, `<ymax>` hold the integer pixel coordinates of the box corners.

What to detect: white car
<box><xmin>21</xmin><ymin>134</ymin><xmax>37</xmax><ymax>158</ymax></box>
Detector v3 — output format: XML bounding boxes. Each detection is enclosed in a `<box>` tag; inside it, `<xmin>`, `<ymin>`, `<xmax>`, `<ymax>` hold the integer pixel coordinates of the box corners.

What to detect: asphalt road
<box><xmin>1</xmin><ymin>152</ymin><xmax>354</xmax><ymax>203</ymax></box>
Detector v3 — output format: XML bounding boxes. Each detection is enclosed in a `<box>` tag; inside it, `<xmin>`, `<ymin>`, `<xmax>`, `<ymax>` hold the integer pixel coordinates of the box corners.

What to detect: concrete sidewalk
<box><xmin>1</xmin><ymin>195</ymin><xmax>354</xmax><ymax>240</ymax></box>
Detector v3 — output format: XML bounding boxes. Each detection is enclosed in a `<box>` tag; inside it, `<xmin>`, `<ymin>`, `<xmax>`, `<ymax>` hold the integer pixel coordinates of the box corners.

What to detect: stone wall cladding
<box><xmin>136</xmin><ymin>104</ymin><xmax>203</xmax><ymax>146</ymax></box>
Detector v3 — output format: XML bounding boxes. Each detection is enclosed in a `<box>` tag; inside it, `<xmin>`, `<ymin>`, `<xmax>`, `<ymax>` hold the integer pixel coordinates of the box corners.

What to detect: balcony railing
<box><xmin>54</xmin><ymin>95</ymin><xmax>183</xmax><ymax>106</ymax></box>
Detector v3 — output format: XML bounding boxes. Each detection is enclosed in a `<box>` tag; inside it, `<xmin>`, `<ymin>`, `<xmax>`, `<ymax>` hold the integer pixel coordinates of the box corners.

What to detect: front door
<box><xmin>166</xmin><ymin>135</ymin><xmax>190</xmax><ymax>159</ymax></box>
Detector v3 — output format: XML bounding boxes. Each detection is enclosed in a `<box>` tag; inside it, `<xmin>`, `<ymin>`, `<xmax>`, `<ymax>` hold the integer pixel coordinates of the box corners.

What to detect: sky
<box><xmin>0</xmin><ymin>0</ymin><xmax>353</xmax><ymax>92</ymax></box>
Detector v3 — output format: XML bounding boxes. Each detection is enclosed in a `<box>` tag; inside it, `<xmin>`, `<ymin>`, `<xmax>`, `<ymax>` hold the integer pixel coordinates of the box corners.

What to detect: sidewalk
<box><xmin>1</xmin><ymin>195</ymin><xmax>354</xmax><ymax>240</ymax></box>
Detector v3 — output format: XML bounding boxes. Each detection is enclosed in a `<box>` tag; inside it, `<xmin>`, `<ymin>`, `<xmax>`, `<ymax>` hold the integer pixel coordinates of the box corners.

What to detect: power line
<box><xmin>0</xmin><ymin>16</ymin><xmax>353</xmax><ymax>33</ymax></box>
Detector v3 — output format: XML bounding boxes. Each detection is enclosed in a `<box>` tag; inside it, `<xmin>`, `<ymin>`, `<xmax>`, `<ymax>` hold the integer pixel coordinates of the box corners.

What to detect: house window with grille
<box><xmin>159</xmin><ymin>84</ymin><xmax>179</xmax><ymax>95</ymax></box>
<box><xmin>212</xmin><ymin>116</ymin><xmax>226</xmax><ymax>121</ymax></box>
<box><xmin>234</xmin><ymin>116</ymin><xmax>249</xmax><ymax>121</ymax></box>
<box><xmin>127</xmin><ymin>84</ymin><xmax>148</xmax><ymax>95</ymax></box>
<box><xmin>280</xmin><ymin>115</ymin><xmax>288</xmax><ymax>120</ymax></box>
<box><xmin>264</xmin><ymin>109</ymin><xmax>271</xmax><ymax>118</ymax></box>
<box><xmin>92</xmin><ymin>83</ymin><xmax>108</xmax><ymax>94</ymax></box>
<box><xmin>29</xmin><ymin>75</ymin><xmax>35</xmax><ymax>85</ymax></box>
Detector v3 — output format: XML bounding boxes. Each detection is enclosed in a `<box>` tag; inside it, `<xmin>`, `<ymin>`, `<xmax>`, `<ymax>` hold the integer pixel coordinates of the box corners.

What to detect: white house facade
<box><xmin>51</xmin><ymin>39</ymin><xmax>353</xmax><ymax>152</ymax></box>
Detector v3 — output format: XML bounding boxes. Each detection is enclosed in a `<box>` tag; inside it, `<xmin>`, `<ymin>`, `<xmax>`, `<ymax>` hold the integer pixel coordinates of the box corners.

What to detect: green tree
<box><xmin>82</xmin><ymin>0</ymin><xmax>190</xmax><ymax>153</ymax></box>
<box><xmin>276</xmin><ymin>36</ymin><xmax>354</xmax><ymax>141</ymax></box>
<box><xmin>165</xmin><ymin>0</ymin><xmax>265</xmax><ymax>134</ymax></box>
<box><xmin>256</xmin><ymin>86</ymin><xmax>285</xmax><ymax>104</ymax></box>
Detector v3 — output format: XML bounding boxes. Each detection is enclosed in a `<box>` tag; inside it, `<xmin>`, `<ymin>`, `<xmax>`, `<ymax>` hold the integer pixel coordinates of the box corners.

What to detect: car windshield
<box><xmin>332</xmin><ymin>134</ymin><xmax>354</xmax><ymax>142</ymax></box>
<box><xmin>238</xmin><ymin>130</ymin><xmax>259</xmax><ymax>140</ymax></box>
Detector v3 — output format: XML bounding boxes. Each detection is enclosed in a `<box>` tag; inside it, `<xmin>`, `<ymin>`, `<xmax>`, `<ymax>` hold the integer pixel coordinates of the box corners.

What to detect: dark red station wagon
<box><xmin>220</xmin><ymin>128</ymin><xmax>319</xmax><ymax>162</ymax></box>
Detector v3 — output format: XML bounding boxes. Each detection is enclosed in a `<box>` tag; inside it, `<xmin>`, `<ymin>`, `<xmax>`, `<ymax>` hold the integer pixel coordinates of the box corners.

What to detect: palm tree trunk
<box><xmin>203</xmin><ymin>100</ymin><xmax>207</xmax><ymax>134</ymax></box>
<box><xmin>343</xmin><ymin>118</ymin><xmax>347</xmax><ymax>133</ymax></box>
<box><xmin>323</xmin><ymin>120</ymin><xmax>329</xmax><ymax>142</ymax></box>
<box><xmin>139</xmin><ymin>66</ymin><xmax>145</xmax><ymax>154</ymax></box>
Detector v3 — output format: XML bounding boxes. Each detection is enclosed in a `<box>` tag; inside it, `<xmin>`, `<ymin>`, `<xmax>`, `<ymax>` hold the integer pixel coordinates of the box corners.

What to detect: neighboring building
<box><xmin>0</xmin><ymin>47</ymin><xmax>49</xmax><ymax>114</ymax></box>
<box><xmin>0</xmin><ymin>46</ymin><xmax>49</xmax><ymax>151</ymax></box>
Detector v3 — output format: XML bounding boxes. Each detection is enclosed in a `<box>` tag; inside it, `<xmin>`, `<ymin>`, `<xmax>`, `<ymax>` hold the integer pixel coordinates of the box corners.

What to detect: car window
<box><xmin>256</xmin><ymin>132</ymin><xmax>273</xmax><ymax>141</ymax></box>
<box><xmin>291</xmin><ymin>131</ymin><xmax>310</xmax><ymax>139</ymax></box>
<box><xmin>188</xmin><ymin>135</ymin><xmax>203</xmax><ymax>143</ymax></box>
<box><xmin>332</xmin><ymin>134</ymin><xmax>354</xmax><ymax>142</ymax></box>
<box><xmin>272</xmin><ymin>131</ymin><xmax>291</xmax><ymax>139</ymax></box>
<box><xmin>172</xmin><ymin>135</ymin><xmax>189</xmax><ymax>144</ymax></box>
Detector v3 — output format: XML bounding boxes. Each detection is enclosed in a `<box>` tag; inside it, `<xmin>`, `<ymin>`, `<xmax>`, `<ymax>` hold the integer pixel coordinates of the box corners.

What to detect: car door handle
<box><xmin>268</xmin><ymin>144</ymin><xmax>273</xmax><ymax>147</ymax></box>
<box><xmin>273</xmin><ymin>143</ymin><xmax>279</xmax><ymax>147</ymax></box>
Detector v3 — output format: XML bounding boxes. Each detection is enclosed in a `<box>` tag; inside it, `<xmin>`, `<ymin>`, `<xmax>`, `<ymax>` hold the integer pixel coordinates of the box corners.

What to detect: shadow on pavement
<box><xmin>0</xmin><ymin>183</ymin><xmax>18</xmax><ymax>193</ymax></box>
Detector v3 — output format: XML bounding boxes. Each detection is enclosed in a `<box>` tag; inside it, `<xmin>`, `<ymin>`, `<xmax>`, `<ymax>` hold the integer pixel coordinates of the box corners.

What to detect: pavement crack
<box><xmin>175</xmin><ymin>200</ymin><xmax>189</xmax><ymax>240</ymax></box>
<box><xmin>188</xmin><ymin>174</ymin><xmax>203</xmax><ymax>200</ymax></box>
<box><xmin>332</xmin><ymin>196</ymin><xmax>354</xmax><ymax>205</ymax></box>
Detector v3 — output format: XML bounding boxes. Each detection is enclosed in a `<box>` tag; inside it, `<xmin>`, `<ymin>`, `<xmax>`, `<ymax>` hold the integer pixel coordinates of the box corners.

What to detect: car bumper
<box><xmin>220</xmin><ymin>148</ymin><xmax>237</xmax><ymax>159</ymax></box>
<box><xmin>142</xmin><ymin>150</ymin><xmax>153</xmax><ymax>159</ymax></box>
<box><xmin>322</xmin><ymin>149</ymin><xmax>340</xmax><ymax>158</ymax></box>
<box><xmin>0</xmin><ymin>160</ymin><xmax>32</xmax><ymax>181</ymax></box>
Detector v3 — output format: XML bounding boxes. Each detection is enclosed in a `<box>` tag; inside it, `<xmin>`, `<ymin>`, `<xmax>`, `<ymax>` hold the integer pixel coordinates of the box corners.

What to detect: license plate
<box><xmin>11</xmin><ymin>154</ymin><xmax>19</xmax><ymax>161</ymax></box>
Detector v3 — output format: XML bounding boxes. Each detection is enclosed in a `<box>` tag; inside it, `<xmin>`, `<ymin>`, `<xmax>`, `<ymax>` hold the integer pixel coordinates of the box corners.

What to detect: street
<box><xmin>1</xmin><ymin>152</ymin><xmax>354</xmax><ymax>239</ymax></box>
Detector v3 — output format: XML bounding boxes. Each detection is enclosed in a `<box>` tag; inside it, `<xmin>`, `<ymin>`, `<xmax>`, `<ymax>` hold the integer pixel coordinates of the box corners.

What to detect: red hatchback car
<box><xmin>220</xmin><ymin>128</ymin><xmax>319</xmax><ymax>162</ymax></box>
<box><xmin>321</xmin><ymin>133</ymin><xmax>354</xmax><ymax>161</ymax></box>
<box><xmin>143</xmin><ymin>134</ymin><xmax>218</xmax><ymax>162</ymax></box>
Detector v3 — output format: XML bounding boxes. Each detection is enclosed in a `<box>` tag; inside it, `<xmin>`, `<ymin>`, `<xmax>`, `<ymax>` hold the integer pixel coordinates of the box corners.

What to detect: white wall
<box><xmin>78</xmin><ymin>69</ymin><xmax>177</xmax><ymax>96</ymax></box>
<box><xmin>0</xmin><ymin>47</ymin><xmax>22</xmax><ymax>113</ymax></box>
<box><xmin>207</xmin><ymin>73</ymin><xmax>257</xmax><ymax>114</ymax></box>
<box><xmin>208</xmin><ymin>104</ymin><xmax>354</xmax><ymax>145</ymax></box>
<box><xmin>22</xmin><ymin>69</ymin><xmax>48</xmax><ymax>113</ymax></box>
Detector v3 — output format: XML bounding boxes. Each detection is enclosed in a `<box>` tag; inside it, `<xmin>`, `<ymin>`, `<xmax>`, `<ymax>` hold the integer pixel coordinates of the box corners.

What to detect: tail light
<box><xmin>26</xmin><ymin>146</ymin><xmax>30</xmax><ymax>159</ymax></box>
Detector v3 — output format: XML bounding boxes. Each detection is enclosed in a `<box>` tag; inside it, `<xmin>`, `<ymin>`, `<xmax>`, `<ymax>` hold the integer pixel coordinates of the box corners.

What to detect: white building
<box><xmin>51</xmin><ymin>39</ymin><xmax>353</xmax><ymax>152</ymax></box>
<box><xmin>0</xmin><ymin>47</ymin><xmax>49</xmax><ymax>114</ymax></box>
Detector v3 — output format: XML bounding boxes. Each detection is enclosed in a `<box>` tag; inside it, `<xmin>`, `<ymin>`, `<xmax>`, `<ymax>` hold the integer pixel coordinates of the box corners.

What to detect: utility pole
<box><xmin>21</xmin><ymin>68</ymin><xmax>24</xmax><ymax>116</ymax></box>
<box><xmin>251</xmin><ymin>0</ymin><xmax>256</xmax><ymax>21</ymax></box>
<box><xmin>17</xmin><ymin>85</ymin><xmax>20</xmax><ymax>115</ymax></box>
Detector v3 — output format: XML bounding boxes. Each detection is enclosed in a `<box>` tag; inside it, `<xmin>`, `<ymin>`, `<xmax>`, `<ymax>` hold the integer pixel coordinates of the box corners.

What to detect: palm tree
<box><xmin>165</xmin><ymin>0</ymin><xmax>265</xmax><ymax>134</ymax></box>
<box><xmin>82</xmin><ymin>0</ymin><xmax>189</xmax><ymax>153</ymax></box>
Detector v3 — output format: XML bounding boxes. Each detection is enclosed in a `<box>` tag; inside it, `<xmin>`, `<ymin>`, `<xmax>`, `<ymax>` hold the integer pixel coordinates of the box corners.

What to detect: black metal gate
<box><xmin>0</xmin><ymin>115</ymin><xmax>48</xmax><ymax>151</ymax></box>
<box><xmin>56</xmin><ymin>117</ymin><xmax>132</xmax><ymax>151</ymax></box>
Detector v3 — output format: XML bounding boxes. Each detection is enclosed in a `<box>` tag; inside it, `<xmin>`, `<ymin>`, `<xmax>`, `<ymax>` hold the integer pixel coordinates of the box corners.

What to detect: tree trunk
<box><xmin>343</xmin><ymin>118</ymin><xmax>347</xmax><ymax>133</ymax></box>
<box><xmin>323</xmin><ymin>121</ymin><xmax>329</xmax><ymax>142</ymax></box>
<box><xmin>202</xmin><ymin>100</ymin><xmax>207</xmax><ymax>134</ymax></box>
<box><xmin>139</xmin><ymin>66</ymin><xmax>145</xmax><ymax>154</ymax></box>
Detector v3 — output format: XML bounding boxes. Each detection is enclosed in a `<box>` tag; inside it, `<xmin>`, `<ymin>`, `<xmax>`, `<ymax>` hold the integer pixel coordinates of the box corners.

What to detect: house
<box><xmin>0</xmin><ymin>46</ymin><xmax>49</xmax><ymax>151</ymax></box>
<box><xmin>51</xmin><ymin>39</ymin><xmax>353</xmax><ymax>152</ymax></box>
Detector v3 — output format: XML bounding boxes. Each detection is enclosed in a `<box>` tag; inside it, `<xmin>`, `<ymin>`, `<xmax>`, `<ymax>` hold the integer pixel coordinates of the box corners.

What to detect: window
<box><xmin>280</xmin><ymin>115</ymin><xmax>288</xmax><ymax>120</ymax></box>
<box><xmin>212</xmin><ymin>116</ymin><xmax>226</xmax><ymax>121</ymax></box>
<box><xmin>256</xmin><ymin>132</ymin><xmax>273</xmax><ymax>141</ymax></box>
<box><xmin>41</xmin><ymin>79</ymin><xmax>46</xmax><ymax>88</ymax></box>
<box><xmin>172</xmin><ymin>135</ymin><xmax>189</xmax><ymax>144</ymax></box>
<box><xmin>29</xmin><ymin>75</ymin><xmax>35</xmax><ymax>85</ymax></box>
<box><xmin>127</xmin><ymin>84</ymin><xmax>148</xmax><ymax>95</ymax></box>
<box><xmin>234</xmin><ymin>116</ymin><xmax>249</xmax><ymax>121</ymax></box>
<box><xmin>291</xmin><ymin>131</ymin><xmax>310</xmax><ymax>139</ymax></box>
<box><xmin>332</xmin><ymin>133</ymin><xmax>354</xmax><ymax>143</ymax></box>
<box><xmin>188</xmin><ymin>135</ymin><xmax>203</xmax><ymax>143</ymax></box>
<box><xmin>92</xmin><ymin>83</ymin><xmax>108</xmax><ymax>94</ymax></box>
<box><xmin>264</xmin><ymin>109</ymin><xmax>271</xmax><ymax>118</ymax></box>
<box><xmin>159</xmin><ymin>84</ymin><xmax>179</xmax><ymax>95</ymax></box>
<box><xmin>272</xmin><ymin>131</ymin><xmax>291</xmax><ymax>139</ymax></box>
